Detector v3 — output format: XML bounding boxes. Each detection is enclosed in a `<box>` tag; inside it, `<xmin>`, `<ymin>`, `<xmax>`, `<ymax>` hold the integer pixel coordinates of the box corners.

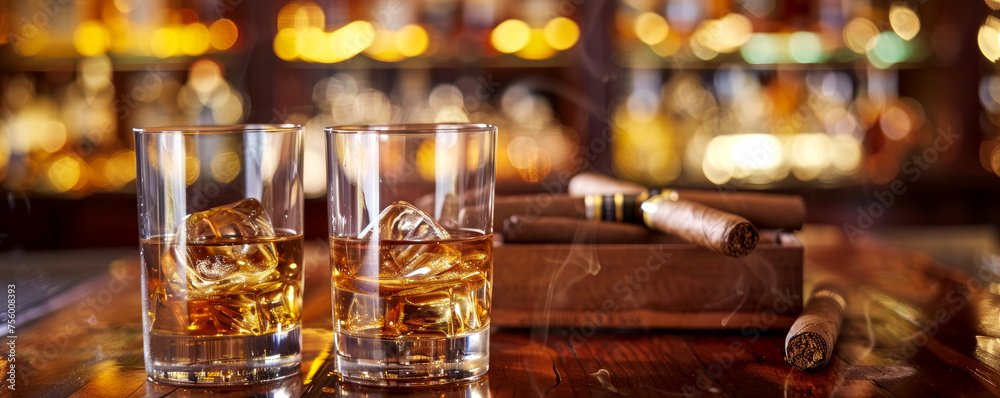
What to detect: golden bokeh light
<box><xmin>507</xmin><ymin>136</ymin><xmax>551</xmax><ymax>182</ymax></box>
<box><xmin>416</xmin><ymin>139</ymin><xmax>436</xmax><ymax>180</ymax></box>
<box><xmin>274</xmin><ymin>28</ymin><xmax>301</xmax><ymax>61</ymax></box>
<box><xmin>48</xmin><ymin>155</ymin><xmax>84</xmax><ymax>192</ymax></box>
<box><xmin>979</xmin><ymin>17</ymin><xmax>1000</xmax><ymax>62</ymax></box>
<box><xmin>365</xmin><ymin>28</ymin><xmax>406</xmax><ymax>61</ymax></box>
<box><xmin>151</xmin><ymin>26</ymin><xmax>179</xmax><ymax>58</ymax></box>
<box><xmin>209</xmin><ymin>19</ymin><xmax>238</xmax><ymax>50</ymax></box>
<box><xmin>789</xmin><ymin>133</ymin><xmax>833</xmax><ymax>181</ymax></box>
<box><xmin>612</xmin><ymin>105</ymin><xmax>680</xmax><ymax>186</ymax></box>
<box><xmin>277</xmin><ymin>3</ymin><xmax>301</xmax><ymax>31</ymax></box>
<box><xmin>330</xmin><ymin>21</ymin><xmax>374</xmax><ymax>61</ymax></box>
<box><xmin>74</xmin><ymin>20</ymin><xmax>111</xmax><ymax>56</ymax></box>
<box><xmin>109</xmin><ymin>149</ymin><xmax>137</xmax><ymax>185</ymax></box>
<box><xmin>689</xmin><ymin>35</ymin><xmax>719</xmax><ymax>60</ymax></box>
<box><xmin>843</xmin><ymin>18</ymin><xmax>879</xmax><ymax>54</ymax></box>
<box><xmin>12</xmin><ymin>24</ymin><xmax>49</xmax><ymax>56</ymax></box>
<box><xmin>650</xmin><ymin>30</ymin><xmax>682</xmax><ymax>57</ymax></box>
<box><xmin>189</xmin><ymin>58</ymin><xmax>223</xmax><ymax>95</ymax></box>
<box><xmin>635</xmin><ymin>12</ymin><xmax>669</xmax><ymax>45</ymax></box>
<box><xmin>832</xmin><ymin>135</ymin><xmax>862</xmax><ymax>172</ymax></box>
<box><xmin>38</xmin><ymin>121</ymin><xmax>67</xmax><ymax>153</ymax></box>
<box><xmin>515</xmin><ymin>29</ymin><xmax>556</xmax><ymax>60</ymax></box>
<box><xmin>299</xmin><ymin>27</ymin><xmax>327</xmax><ymax>61</ymax></box>
<box><xmin>491</xmin><ymin>19</ymin><xmax>531</xmax><ymax>53</ymax></box>
<box><xmin>434</xmin><ymin>106</ymin><xmax>470</xmax><ymax>123</ymax></box>
<box><xmin>294</xmin><ymin>2</ymin><xmax>325</xmax><ymax>30</ymax></box>
<box><xmin>703</xmin><ymin>134</ymin><xmax>786</xmax><ymax>185</ymax></box>
<box><xmin>0</xmin><ymin>135</ymin><xmax>8</xmax><ymax>171</ymax></box>
<box><xmin>693</xmin><ymin>14</ymin><xmax>752</xmax><ymax>54</ymax></box>
<box><xmin>889</xmin><ymin>3</ymin><xmax>920</xmax><ymax>41</ymax></box>
<box><xmin>210</xmin><ymin>151</ymin><xmax>241</xmax><ymax>183</ymax></box>
<box><xmin>989</xmin><ymin>0</ymin><xmax>1000</xmax><ymax>10</ymax></box>
<box><xmin>185</xmin><ymin>155</ymin><xmax>200</xmax><ymax>185</ymax></box>
<box><xmin>106</xmin><ymin>18</ymin><xmax>133</xmax><ymax>53</ymax></box>
<box><xmin>87</xmin><ymin>156</ymin><xmax>111</xmax><ymax>189</ymax></box>
<box><xmin>179</xmin><ymin>23</ymin><xmax>211</xmax><ymax>56</ymax></box>
<box><xmin>544</xmin><ymin>17</ymin><xmax>580</xmax><ymax>50</ymax></box>
<box><xmin>395</xmin><ymin>24</ymin><xmax>429</xmax><ymax>57</ymax></box>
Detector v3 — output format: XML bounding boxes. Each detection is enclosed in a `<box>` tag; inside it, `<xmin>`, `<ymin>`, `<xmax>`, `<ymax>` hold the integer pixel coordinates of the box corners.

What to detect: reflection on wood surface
<box><xmin>2</xmin><ymin>226</ymin><xmax>1000</xmax><ymax>396</ymax></box>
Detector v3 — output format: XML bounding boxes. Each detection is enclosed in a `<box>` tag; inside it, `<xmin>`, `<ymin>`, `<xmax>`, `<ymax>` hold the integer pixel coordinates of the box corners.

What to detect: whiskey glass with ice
<box><xmin>326</xmin><ymin>124</ymin><xmax>496</xmax><ymax>386</ymax></box>
<box><xmin>134</xmin><ymin>125</ymin><xmax>303</xmax><ymax>385</ymax></box>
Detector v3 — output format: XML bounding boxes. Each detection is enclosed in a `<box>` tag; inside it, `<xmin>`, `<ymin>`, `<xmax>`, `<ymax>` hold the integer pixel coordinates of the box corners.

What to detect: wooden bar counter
<box><xmin>2</xmin><ymin>225</ymin><xmax>1000</xmax><ymax>397</ymax></box>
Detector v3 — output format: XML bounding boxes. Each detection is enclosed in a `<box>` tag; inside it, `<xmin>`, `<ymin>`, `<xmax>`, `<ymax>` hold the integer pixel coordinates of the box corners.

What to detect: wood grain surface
<box><xmin>2</xmin><ymin>225</ymin><xmax>999</xmax><ymax>397</ymax></box>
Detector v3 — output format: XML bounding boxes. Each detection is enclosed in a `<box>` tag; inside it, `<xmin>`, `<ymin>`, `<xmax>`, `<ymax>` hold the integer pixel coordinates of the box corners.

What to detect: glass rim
<box><xmin>133</xmin><ymin>124</ymin><xmax>302</xmax><ymax>135</ymax></box>
<box><xmin>325</xmin><ymin>123</ymin><xmax>496</xmax><ymax>135</ymax></box>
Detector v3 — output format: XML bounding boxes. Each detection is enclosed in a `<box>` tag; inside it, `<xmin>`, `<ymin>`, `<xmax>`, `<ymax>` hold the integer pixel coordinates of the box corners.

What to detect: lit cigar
<box><xmin>568</xmin><ymin>172</ymin><xmax>806</xmax><ymax>230</ymax></box>
<box><xmin>785</xmin><ymin>283</ymin><xmax>847</xmax><ymax>372</ymax></box>
<box><xmin>640</xmin><ymin>193</ymin><xmax>758</xmax><ymax>258</ymax></box>
<box><xmin>495</xmin><ymin>193</ymin><xmax>758</xmax><ymax>257</ymax></box>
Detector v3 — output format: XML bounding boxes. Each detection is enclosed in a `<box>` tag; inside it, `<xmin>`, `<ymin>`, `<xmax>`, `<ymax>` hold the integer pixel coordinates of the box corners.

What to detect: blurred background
<box><xmin>0</xmin><ymin>0</ymin><xmax>995</xmax><ymax>250</ymax></box>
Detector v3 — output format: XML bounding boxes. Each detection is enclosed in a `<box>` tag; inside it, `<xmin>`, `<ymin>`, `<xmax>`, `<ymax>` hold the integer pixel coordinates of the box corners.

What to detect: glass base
<box><xmin>334</xmin><ymin>327</ymin><xmax>489</xmax><ymax>387</ymax></box>
<box><xmin>145</xmin><ymin>327</ymin><xmax>301</xmax><ymax>386</ymax></box>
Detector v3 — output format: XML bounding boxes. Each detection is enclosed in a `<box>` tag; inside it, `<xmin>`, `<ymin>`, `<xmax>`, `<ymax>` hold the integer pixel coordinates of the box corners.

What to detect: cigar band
<box><xmin>585</xmin><ymin>194</ymin><xmax>604</xmax><ymax>221</ymax></box>
<box><xmin>614</xmin><ymin>193</ymin><xmax>624</xmax><ymax>222</ymax></box>
<box><xmin>812</xmin><ymin>289</ymin><xmax>846</xmax><ymax>310</ymax></box>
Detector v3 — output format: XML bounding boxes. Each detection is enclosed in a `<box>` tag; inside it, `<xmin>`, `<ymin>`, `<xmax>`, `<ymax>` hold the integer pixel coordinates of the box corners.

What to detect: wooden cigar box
<box><xmin>491</xmin><ymin>231</ymin><xmax>803</xmax><ymax>329</ymax></box>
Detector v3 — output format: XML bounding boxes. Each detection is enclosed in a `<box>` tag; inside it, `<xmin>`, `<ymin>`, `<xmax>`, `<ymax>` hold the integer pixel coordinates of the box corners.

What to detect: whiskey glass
<box><xmin>134</xmin><ymin>125</ymin><xmax>303</xmax><ymax>385</ymax></box>
<box><xmin>326</xmin><ymin>124</ymin><xmax>496</xmax><ymax>386</ymax></box>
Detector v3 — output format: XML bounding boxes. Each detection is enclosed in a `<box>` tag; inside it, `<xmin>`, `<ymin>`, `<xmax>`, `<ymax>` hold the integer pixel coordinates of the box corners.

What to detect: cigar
<box><xmin>641</xmin><ymin>193</ymin><xmax>758</xmax><ymax>257</ymax></box>
<box><xmin>495</xmin><ymin>193</ymin><xmax>758</xmax><ymax>257</ymax></box>
<box><xmin>503</xmin><ymin>215</ymin><xmax>655</xmax><ymax>244</ymax></box>
<box><xmin>784</xmin><ymin>283</ymin><xmax>847</xmax><ymax>372</ymax></box>
<box><xmin>568</xmin><ymin>172</ymin><xmax>806</xmax><ymax>230</ymax></box>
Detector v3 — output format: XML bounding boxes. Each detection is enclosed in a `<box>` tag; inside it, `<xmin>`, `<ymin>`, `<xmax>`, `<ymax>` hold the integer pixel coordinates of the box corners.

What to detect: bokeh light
<box><xmin>516</xmin><ymin>29</ymin><xmax>556</xmax><ymax>60</ymax></box>
<box><xmin>889</xmin><ymin>3</ymin><xmax>921</xmax><ymax>41</ymax></box>
<box><xmin>979</xmin><ymin>16</ymin><xmax>1000</xmax><ymax>62</ymax></box>
<box><xmin>491</xmin><ymin>19</ymin><xmax>531</xmax><ymax>53</ymax></box>
<box><xmin>703</xmin><ymin>134</ymin><xmax>786</xmax><ymax>184</ymax></box>
<box><xmin>209</xmin><ymin>19</ymin><xmax>238</xmax><ymax>50</ymax></box>
<box><xmin>544</xmin><ymin>17</ymin><xmax>579</xmax><ymax>50</ymax></box>
<box><xmin>274</xmin><ymin>28</ymin><xmax>300</xmax><ymax>61</ymax></box>
<box><xmin>868</xmin><ymin>31</ymin><xmax>911</xmax><ymax>68</ymax></box>
<box><xmin>12</xmin><ymin>24</ymin><xmax>49</xmax><ymax>56</ymax></box>
<box><xmin>151</xmin><ymin>26</ymin><xmax>179</xmax><ymax>58</ymax></box>
<box><xmin>693</xmin><ymin>14</ymin><xmax>752</xmax><ymax>54</ymax></box>
<box><xmin>330</xmin><ymin>21</ymin><xmax>375</xmax><ymax>61</ymax></box>
<box><xmin>106</xmin><ymin>18</ymin><xmax>133</xmax><ymax>53</ymax></box>
<box><xmin>179</xmin><ymin>23</ymin><xmax>210</xmax><ymax>56</ymax></box>
<box><xmin>789</xmin><ymin>32</ymin><xmax>824</xmax><ymax>63</ymax></box>
<box><xmin>48</xmin><ymin>155</ymin><xmax>84</xmax><ymax>192</ymax></box>
<box><xmin>843</xmin><ymin>18</ymin><xmax>879</xmax><ymax>54</ymax></box>
<box><xmin>210</xmin><ymin>151</ymin><xmax>241</xmax><ymax>183</ymax></box>
<box><xmin>74</xmin><ymin>21</ymin><xmax>111</xmax><ymax>56</ymax></box>
<box><xmin>185</xmin><ymin>155</ymin><xmax>200</xmax><ymax>185</ymax></box>
<box><xmin>395</xmin><ymin>24</ymin><xmax>429</xmax><ymax>57</ymax></box>
<box><xmin>635</xmin><ymin>12</ymin><xmax>669</xmax><ymax>45</ymax></box>
<box><xmin>740</xmin><ymin>34</ymin><xmax>779</xmax><ymax>64</ymax></box>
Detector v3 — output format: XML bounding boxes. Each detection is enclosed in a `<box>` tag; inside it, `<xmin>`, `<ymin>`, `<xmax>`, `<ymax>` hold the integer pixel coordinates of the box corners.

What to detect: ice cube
<box><xmin>174</xmin><ymin>198</ymin><xmax>279</xmax><ymax>297</ymax></box>
<box><xmin>360</xmin><ymin>201</ymin><xmax>450</xmax><ymax>241</ymax></box>
<box><xmin>182</xmin><ymin>198</ymin><xmax>275</xmax><ymax>241</ymax></box>
<box><xmin>360</xmin><ymin>201</ymin><xmax>460</xmax><ymax>278</ymax></box>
